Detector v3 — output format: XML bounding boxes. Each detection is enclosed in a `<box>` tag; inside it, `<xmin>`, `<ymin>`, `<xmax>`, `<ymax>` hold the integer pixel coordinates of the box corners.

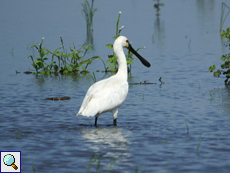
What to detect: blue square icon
<box><xmin>1</xmin><ymin>151</ymin><xmax>21</xmax><ymax>173</ymax></box>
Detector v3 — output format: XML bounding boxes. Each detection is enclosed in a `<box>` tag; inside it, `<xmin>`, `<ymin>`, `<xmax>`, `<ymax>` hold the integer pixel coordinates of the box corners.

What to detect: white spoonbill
<box><xmin>77</xmin><ymin>36</ymin><xmax>151</xmax><ymax>126</ymax></box>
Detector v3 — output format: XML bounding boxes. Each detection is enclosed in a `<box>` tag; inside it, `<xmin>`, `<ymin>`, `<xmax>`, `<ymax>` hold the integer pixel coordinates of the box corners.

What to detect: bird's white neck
<box><xmin>114</xmin><ymin>45</ymin><xmax>128</xmax><ymax>81</ymax></box>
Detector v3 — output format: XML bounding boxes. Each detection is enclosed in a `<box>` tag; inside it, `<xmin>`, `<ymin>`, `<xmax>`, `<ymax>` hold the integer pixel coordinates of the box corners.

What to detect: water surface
<box><xmin>0</xmin><ymin>0</ymin><xmax>230</xmax><ymax>172</ymax></box>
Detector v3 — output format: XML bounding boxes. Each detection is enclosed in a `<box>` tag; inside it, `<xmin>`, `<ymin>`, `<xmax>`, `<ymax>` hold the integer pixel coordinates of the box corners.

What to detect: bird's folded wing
<box><xmin>77</xmin><ymin>77</ymin><xmax>128</xmax><ymax>117</ymax></box>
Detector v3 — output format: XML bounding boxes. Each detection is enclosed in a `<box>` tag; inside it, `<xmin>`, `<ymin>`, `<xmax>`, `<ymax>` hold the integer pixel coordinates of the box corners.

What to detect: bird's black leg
<box><xmin>113</xmin><ymin>119</ymin><xmax>117</xmax><ymax>126</ymax></box>
<box><xmin>95</xmin><ymin>117</ymin><xmax>98</xmax><ymax>126</ymax></box>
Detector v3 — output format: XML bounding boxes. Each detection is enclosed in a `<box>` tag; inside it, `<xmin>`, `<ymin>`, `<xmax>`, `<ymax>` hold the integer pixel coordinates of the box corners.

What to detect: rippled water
<box><xmin>1</xmin><ymin>0</ymin><xmax>230</xmax><ymax>172</ymax></box>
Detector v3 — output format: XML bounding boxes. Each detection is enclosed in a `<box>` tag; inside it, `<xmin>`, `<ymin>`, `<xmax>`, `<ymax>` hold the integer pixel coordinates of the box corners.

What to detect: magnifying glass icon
<box><xmin>3</xmin><ymin>154</ymin><xmax>18</xmax><ymax>170</ymax></box>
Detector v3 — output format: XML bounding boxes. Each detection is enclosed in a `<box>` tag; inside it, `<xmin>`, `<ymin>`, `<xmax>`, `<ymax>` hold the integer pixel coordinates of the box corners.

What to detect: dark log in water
<box><xmin>129</xmin><ymin>81</ymin><xmax>156</xmax><ymax>85</ymax></box>
<box><xmin>45</xmin><ymin>96</ymin><xmax>71</xmax><ymax>101</ymax></box>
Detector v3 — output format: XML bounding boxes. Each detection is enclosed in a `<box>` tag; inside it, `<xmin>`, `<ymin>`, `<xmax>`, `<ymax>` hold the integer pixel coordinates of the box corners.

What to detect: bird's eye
<box><xmin>126</xmin><ymin>40</ymin><xmax>129</xmax><ymax>43</ymax></box>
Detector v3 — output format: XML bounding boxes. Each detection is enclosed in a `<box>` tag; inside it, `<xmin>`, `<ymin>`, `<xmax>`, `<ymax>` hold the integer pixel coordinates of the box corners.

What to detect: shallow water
<box><xmin>1</xmin><ymin>0</ymin><xmax>230</xmax><ymax>172</ymax></box>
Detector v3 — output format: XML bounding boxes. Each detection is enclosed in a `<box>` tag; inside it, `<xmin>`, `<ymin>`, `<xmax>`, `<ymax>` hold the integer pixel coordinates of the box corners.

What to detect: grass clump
<box><xmin>28</xmin><ymin>36</ymin><xmax>100</xmax><ymax>74</ymax></box>
<box><xmin>81</xmin><ymin>0</ymin><xmax>97</xmax><ymax>45</ymax></box>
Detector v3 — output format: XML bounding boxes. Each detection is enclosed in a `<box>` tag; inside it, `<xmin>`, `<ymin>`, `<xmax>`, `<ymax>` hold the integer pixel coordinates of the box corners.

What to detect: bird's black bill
<box><xmin>128</xmin><ymin>44</ymin><xmax>151</xmax><ymax>67</ymax></box>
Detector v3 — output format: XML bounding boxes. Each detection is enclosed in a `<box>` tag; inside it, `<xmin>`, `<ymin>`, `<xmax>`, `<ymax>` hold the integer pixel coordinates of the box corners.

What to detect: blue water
<box><xmin>1</xmin><ymin>0</ymin><xmax>230</xmax><ymax>172</ymax></box>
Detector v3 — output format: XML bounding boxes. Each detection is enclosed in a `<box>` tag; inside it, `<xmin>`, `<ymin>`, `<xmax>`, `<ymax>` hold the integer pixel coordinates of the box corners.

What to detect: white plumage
<box><xmin>77</xmin><ymin>36</ymin><xmax>150</xmax><ymax>126</ymax></box>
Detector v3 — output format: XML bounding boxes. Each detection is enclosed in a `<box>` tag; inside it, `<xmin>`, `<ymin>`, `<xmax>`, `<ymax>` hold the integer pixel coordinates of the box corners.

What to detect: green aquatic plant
<box><xmin>86</xmin><ymin>153</ymin><xmax>105</xmax><ymax>172</ymax></box>
<box><xmin>106</xmin><ymin>154</ymin><xmax>123</xmax><ymax>171</ymax></box>
<box><xmin>220</xmin><ymin>2</ymin><xmax>230</xmax><ymax>31</ymax></box>
<box><xmin>31</xmin><ymin>157</ymin><xmax>36</xmax><ymax>173</ymax></box>
<box><xmin>159</xmin><ymin>77</ymin><xmax>164</xmax><ymax>84</ymax></box>
<box><xmin>81</xmin><ymin>0</ymin><xmax>97</xmax><ymax>45</ymax></box>
<box><xmin>209</xmin><ymin>27</ymin><xmax>230</xmax><ymax>85</ymax></box>
<box><xmin>27</xmin><ymin>12</ymin><xmax>144</xmax><ymax>75</ymax></box>
<box><xmin>105</xmin><ymin>11</ymin><xmax>146</xmax><ymax>73</ymax></box>
<box><xmin>166</xmin><ymin>153</ymin><xmax>174</xmax><ymax>173</ymax></box>
<box><xmin>153</xmin><ymin>0</ymin><xmax>165</xmax><ymax>16</ymax></box>
<box><xmin>85</xmin><ymin>152</ymin><xmax>123</xmax><ymax>172</ymax></box>
<box><xmin>28</xmin><ymin>37</ymin><xmax>49</xmax><ymax>73</ymax></box>
<box><xmin>86</xmin><ymin>71</ymin><xmax>97</xmax><ymax>86</ymax></box>
<box><xmin>221</xmin><ymin>27</ymin><xmax>230</xmax><ymax>41</ymax></box>
<box><xmin>135</xmin><ymin>166</ymin><xmax>139</xmax><ymax>173</ymax></box>
<box><xmin>28</xmin><ymin>36</ymin><xmax>100</xmax><ymax>74</ymax></box>
<box><xmin>196</xmin><ymin>135</ymin><xmax>206</xmax><ymax>155</ymax></box>
<box><xmin>11</xmin><ymin>48</ymin><xmax>14</xmax><ymax>56</ymax></box>
<box><xmin>184</xmin><ymin>118</ymin><xmax>189</xmax><ymax>134</ymax></box>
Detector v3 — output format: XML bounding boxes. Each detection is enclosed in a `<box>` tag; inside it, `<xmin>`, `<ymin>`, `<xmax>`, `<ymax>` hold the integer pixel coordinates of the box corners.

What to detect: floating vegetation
<box><xmin>129</xmin><ymin>81</ymin><xmax>156</xmax><ymax>85</ymax></box>
<box><xmin>105</xmin><ymin>11</ymin><xmax>146</xmax><ymax>73</ymax></box>
<box><xmin>209</xmin><ymin>27</ymin><xmax>230</xmax><ymax>85</ymax></box>
<box><xmin>28</xmin><ymin>36</ymin><xmax>101</xmax><ymax>74</ymax></box>
<box><xmin>81</xmin><ymin>0</ymin><xmax>97</xmax><ymax>45</ymax></box>
<box><xmin>24</xmin><ymin>71</ymin><xmax>32</xmax><ymax>74</ymax></box>
<box><xmin>45</xmin><ymin>96</ymin><xmax>71</xmax><ymax>101</ymax></box>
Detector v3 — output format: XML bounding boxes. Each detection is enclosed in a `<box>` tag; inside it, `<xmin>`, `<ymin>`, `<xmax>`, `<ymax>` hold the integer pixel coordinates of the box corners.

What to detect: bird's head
<box><xmin>114</xmin><ymin>36</ymin><xmax>151</xmax><ymax>68</ymax></box>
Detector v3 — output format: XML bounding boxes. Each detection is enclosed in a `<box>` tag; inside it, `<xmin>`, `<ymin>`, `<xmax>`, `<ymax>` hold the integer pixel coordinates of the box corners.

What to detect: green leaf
<box><xmin>72</xmin><ymin>50</ymin><xmax>77</xmax><ymax>59</ymax></box>
<box><xmin>40</xmin><ymin>71</ymin><xmax>45</xmax><ymax>74</ymax></box>
<box><xmin>113</xmin><ymin>36</ymin><xmax>119</xmax><ymax>39</ymax></box>
<box><xmin>66</xmin><ymin>65</ymin><xmax>73</xmax><ymax>72</ymax></box>
<box><xmin>209</xmin><ymin>65</ymin><xmax>215</xmax><ymax>72</ymax></box>
<box><xmin>54</xmin><ymin>52</ymin><xmax>61</xmax><ymax>57</ymax></box>
<box><xmin>75</xmin><ymin>66</ymin><xmax>79</xmax><ymax>71</ymax></box>
<box><xmin>87</xmin><ymin>60</ymin><xmax>92</xmax><ymax>65</ymax></box>
<box><xmin>109</xmin><ymin>63</ymin><xmax>116</xmax><ymax>68</ymax></box>
<box><xmin>81</xmin><ymin>66</ymin><xmax>86</xmax><ymax>71</ymax></box>
<box><xmin>32</xmin><ymin>63</ymin><xmax>38</xmax><ymax>70</ymax></box>
<box><xmin>106</xmin><ymin>44</ymin><xmax>113</xmax><ymax>49</ymax></box>
<box><xmin>54</xmin><ymin>65</ymin><xmax>58</xmax><ymax>72</ymax></box>
<box><xmin>108</xmin><ymin>55</ymin><xmax>114</xmax><ymax>58</ymax></box>
<box><xmin>110</xmin><ymin>68</ymin><xmax>117</xmax><ymax>72</ymax></box>
<box><xmin>63</xmin><ymin>70</ymin><xmax>68</xmax><ymax>74</ymax></box>
<box><xmin>29</xmin><ymin>44</ymin><xmax>39</xmax><ymax>50</ymax></box>
<box><xmin>35</xmin><ymin>59</ymin><xmax>41</xmax><ymax>64</ymax></box>
<box><xmin>127</xmin><ymin>59</ymin><xmax>134</xmax><ymax>65</ymax></box>
<box><xmin>221</xmin><ymin>55</ymin><xmax>226</xmax><ymax>61</ymax></box>
<box><xmin>53</xmin><ymin>47</ymin><xmax>62</xmax><ymax>53</ymax></box>
<box><xmin>213</xmin><ymin>70</ymin><xmax>221</xmax><ymax>77</ymax></box>
<box><xmin>136</xmin><ymin>47</ymin><xmax>146</xmax><ymax>51</ymax></box>
<box><xmin>83</xmin><ymin>44</ymin><xmax>92</xmax><ymax>50</ymax></box>
<box><xmin>116</xmin><ymin>12</ymin><xmax>121</xmax><ymax>37</ymax></box>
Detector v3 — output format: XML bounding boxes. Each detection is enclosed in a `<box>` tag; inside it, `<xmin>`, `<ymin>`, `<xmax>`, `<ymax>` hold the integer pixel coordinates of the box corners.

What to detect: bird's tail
<box><xmin>76</xmin><ymin>109</ymin><xmax>98</xmax><ymax>117</ymax></box>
